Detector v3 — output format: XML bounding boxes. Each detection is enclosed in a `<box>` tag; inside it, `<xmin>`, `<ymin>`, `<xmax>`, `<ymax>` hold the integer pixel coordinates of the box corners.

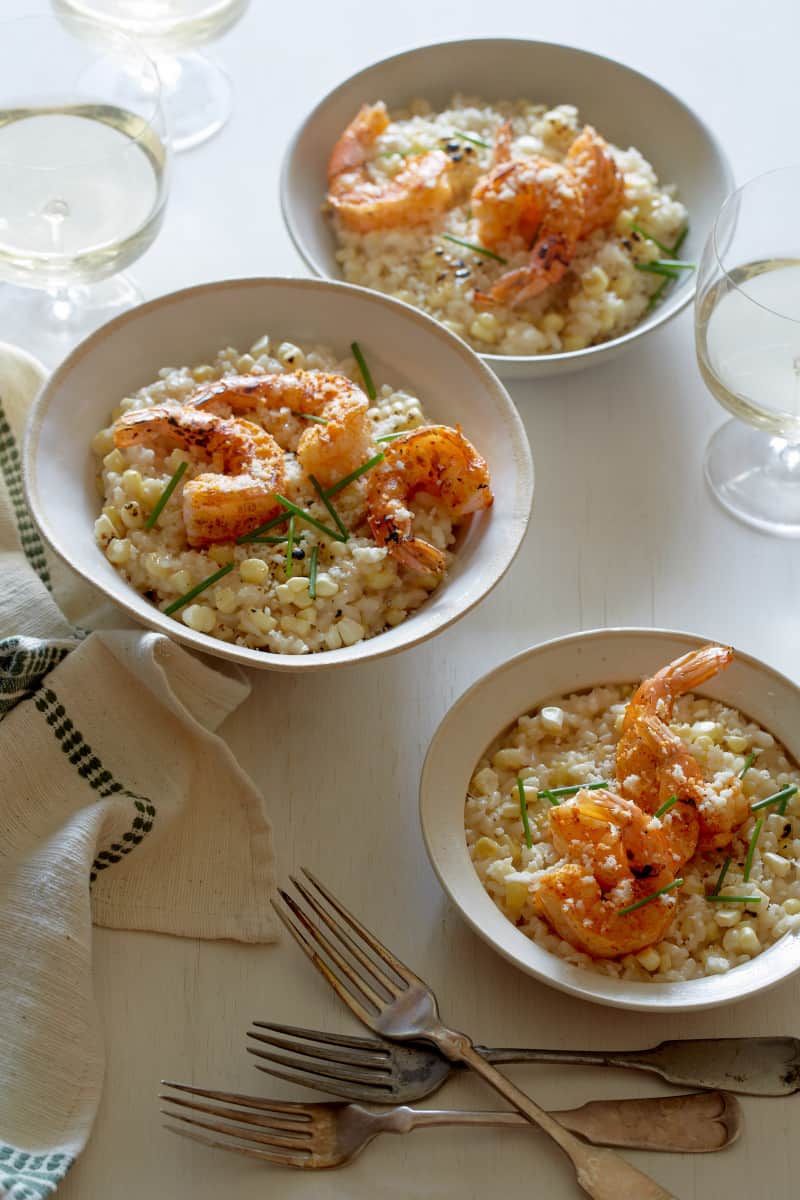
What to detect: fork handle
<box><xmin>438</xmin><ymin>1034</ymin><xmax>677</xmax><ymax>1200</ymax></box>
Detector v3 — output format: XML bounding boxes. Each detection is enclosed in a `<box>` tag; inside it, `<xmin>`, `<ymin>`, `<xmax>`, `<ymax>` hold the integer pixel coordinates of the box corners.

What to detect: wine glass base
<box><xmin>704</xmin><ymin>419</ymin><xmax>800</xmax><ymax>537</ymax></box>
<box><xmin>156</xmin><ymin>52</ymin><xmax>232</xmax><ymax>152</ymax></box>
<box><xmin>0</xmin><ymin>277</ymin><xmax>143</xmax><ymax>369</ymax></box>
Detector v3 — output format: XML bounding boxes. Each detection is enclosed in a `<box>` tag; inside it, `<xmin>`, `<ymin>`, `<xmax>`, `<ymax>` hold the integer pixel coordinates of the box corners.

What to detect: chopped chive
<box><xmin>163</xmin><ymin>562</ymin><xmax>234</xmax><ymax>617</ymax></box>
<box><xmin>635</xmin><ymin>262</ymin><xmax>682</xmax><ymax>278</ymax></box>
<box><xmin>324</xmin><ymin>452</ymin><xmax>385</xmax><ymax>498</ymax></box>
<box><xmin>739</xmin><ymin>751</ymin><xmax>756</xmax><ymax>779</ymax></box>
<box><xmin>284</xmin><ymin>515</ymin><xmax>295</xmax><ymax>578</ymax></box>
<box><xmin>706</xmin><ymin>894</ymin><xmax>762</xmax><ymax>904</ymax></box>
<box><xmin>619</xmin><ymin>877</ymin><xmax>683</xmax><ymax>917</ymax></box>
<box><xmin>649</xmin><ymin>259</ymin><xmax>696</xmax><ymax>270</ymax></box>
<box><xmin>145</xmin><ymin>460</ymin><xmax>187</xmax><ymax>529</ymax></box>
<box><xmin>308</xmin><ymin>544</ymin><xmax>319</xmax><ymax>600</ymax></box>
<box><xmin>671</xmin><ymin>225</ymin><xmax>689</xmax><ymax>255</ymax></box>
<box><xmin>441</xmin><ymin>233</ymin><xmax>507</xmax><ymax>264</ymax></box>
<box><xmin>309</xmin><ymin>473</ymin><xmax>349</xmax><ymax>541</ymax></box>
<box><xmin>236</xmin><ymin>511</ymin><xmax>290</xmax><ymax>543</ymax></box>
<box><xmin>630</xmin><ymin>221</ymin><xmax>674</xmax><ymax>257</ymax></box>
<box><xmin>375</xmin><ymin>432</ymin><xmax>406</xmax><ymax>443</ymax></box>
<box><xmin>274</xmin><ymin>494</ymin><xmax>346</xmax><ymax>542</ymax></box>
<box><xmin>743</xmin><ymin>817</ymin><xmax>763</xmax><ymax>883</ymax></box>
<box><xmin>654</xmin><ymin>794</ymin><xmax>679</xmax><ymax>820</ymax></box>
<box><xmin>450</xmin><ymin>129</ymin><xmax>490</xmax><ymax>150</ymax></box>
<box><xmin>751</xmin><ymin>785</ymin><xmax>797</xmax><ymax>812</ymax></box>
<box><xmin>351</xmin><ymin>341</ymin><xmax>377</xmax><ymax>400</ymax></box>
<box><xmin>290</xmin><ymin>410</ymin><xmax>328</xmax><ymax>425</ymax></box>
<box><xmin>712</xmin><ymin>856</ymin><xmax>732</xmax><ymax>896</ymax></box>
<box><xmin>538</xmin><ymin>780</ymin><xmax>610</xmax><ymax>803</ymax></box>
<box><xmin>647</xmin><ymin>276</ymin><xmax>671</xmax><ymax>310</ymax></box>
<box><xmin>517</xmin><ymin>778</ymin><xmax>533</xmax><ymax>850</ymax></box>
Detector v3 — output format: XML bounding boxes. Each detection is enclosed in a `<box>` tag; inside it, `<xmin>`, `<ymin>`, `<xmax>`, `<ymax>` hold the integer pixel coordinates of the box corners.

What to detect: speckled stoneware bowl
<box><xmin>420</xmin><ymin>628</ymin><xmax>800</xmax><ymax>1011</ymax></box>
<box><xmin>24</xmin><ymin>277</ymin><xmax>533</xmax><ymax>672</ymax></box>
<box><xmin>281</xmin><ymin>38</ymin><xmax>733</xmax><ymax>381</ymax></box>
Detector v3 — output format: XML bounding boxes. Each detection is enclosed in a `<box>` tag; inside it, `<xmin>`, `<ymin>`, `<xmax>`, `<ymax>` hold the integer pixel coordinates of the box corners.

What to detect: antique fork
<box><xmin>161</xmin><ymin>1083</ymin><xmax>741</xmax><ymax>1167</ymax></box>
<box><xmin>271</xmin><ymin>870</ymin><xmax>678</xmax><ymax>1200</ymax></box>
<box><xmin>247</xmin><ymin>1022</ymin><xmax>800</xmax><ymax>1102</ymax></box>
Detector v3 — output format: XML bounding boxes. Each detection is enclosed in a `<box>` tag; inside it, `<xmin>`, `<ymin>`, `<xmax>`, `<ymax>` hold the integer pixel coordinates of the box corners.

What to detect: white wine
<box><xmin>0</xmin><ymin>103</ymin><xmax>167</xmax><ymax>287</ymax></box>
<box><xmin>696</xmin><ymin>258</ymin><xmax>800</xmax><ymax>434</ymax></box>
<box><xmin>53</xmin><ymin>0</ymin><xmax>248</xmax><ymax>52</ymax></box>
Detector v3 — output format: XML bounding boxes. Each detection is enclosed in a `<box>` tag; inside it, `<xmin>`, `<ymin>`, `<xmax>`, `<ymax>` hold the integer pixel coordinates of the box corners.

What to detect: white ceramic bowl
<box><xmin>281</xmin><ymin>38</ymin><xmax>733</xmax><ymax>382</ymax></box>
<box><xmin>24</xmin><ymin>277</ymin><xmax>532</xmax><ymax>672</ymax></box>
<box><xmin>420</xmin><ymin>628</ymin><xmax>800</xmax><ymax>1011</ymax></box>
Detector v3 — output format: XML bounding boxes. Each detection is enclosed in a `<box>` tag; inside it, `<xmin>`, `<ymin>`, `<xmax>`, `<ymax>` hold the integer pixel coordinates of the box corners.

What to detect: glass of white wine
<box><xmin>696</xmin><ymin>166</ymin><xmax>800</xmax><ymax>536</ymax></box>
<box><xmin>53</xmin><ymin>0</ymin><xmax>249</xmax><ymax>152</ymax></box>
<box><xmin>0</xmin><ymin>14</ymin><xmax>169</xmax><ymax>367</ymax></box>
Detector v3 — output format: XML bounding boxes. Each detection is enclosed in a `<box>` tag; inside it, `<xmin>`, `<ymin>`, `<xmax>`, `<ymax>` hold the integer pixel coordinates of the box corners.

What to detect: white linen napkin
<box><xmin>0</xmin><ymin>344</ymin><xmax>276</xmax><ymax>1199</ymax></box>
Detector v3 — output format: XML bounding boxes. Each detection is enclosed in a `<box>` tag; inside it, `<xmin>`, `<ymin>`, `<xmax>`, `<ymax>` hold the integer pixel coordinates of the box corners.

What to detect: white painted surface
<box><xmin>51</xmin><ymin>2</ymin><xmax>799</xmax><ymax>1196</ymax></box>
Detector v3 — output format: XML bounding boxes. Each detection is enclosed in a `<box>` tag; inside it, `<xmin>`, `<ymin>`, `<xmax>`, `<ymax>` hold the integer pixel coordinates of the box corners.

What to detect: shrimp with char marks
<box><xmin>327</xmin><ymin>101</ymin><xmax>456</xmax><ymax>233</ymax></box>
<box><xmin>113</xmin><ymin>404</ymin><xmax>285</xmax><ymax>547</ymax></box>
<box><xmin>534</xmin><ymin>789</ymin><xmax>678</xmax><ymax>958</ymax></box>
<box><xmin>366</xmin><ymin>425</ymin><xmax>493</xmax><ymax>575</ymax></box>
<box><xmin>189</xmin><ymin>370</ymin><xmax>372</xmax><ymax>491</ymax></box>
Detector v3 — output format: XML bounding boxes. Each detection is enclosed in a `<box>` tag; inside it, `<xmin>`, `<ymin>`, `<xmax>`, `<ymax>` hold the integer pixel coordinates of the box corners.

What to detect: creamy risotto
<box><xmin>465</xmin><ymin>686</ymin><xmax>800</xmax><ymax>982</ymax></box>
<box><xmin>92</xmin><ymin>336</ymin><xmax>489</xmax><ymax>655</ymax></box>
<box><xmin>330</xmin><ymin>97</ymin><xmax>688</xmax><ymax>357</ymax></box>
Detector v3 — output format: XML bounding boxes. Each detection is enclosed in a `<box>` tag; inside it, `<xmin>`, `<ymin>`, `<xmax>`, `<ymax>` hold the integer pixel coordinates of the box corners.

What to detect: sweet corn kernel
<box><xmin>286</xmin><ymin>575</ymin><xmax>310</xmax><ymax>595</ymax></box>
<box><xmin>783</xmin><ymin>898</ymin><xmax>800</xmax><ymax>915</ymax></box>
<box><xmin>282</xmin><ymin>614</ymin><xmax>310</xmax><ymax>637</ymax></box>
<box><xmin>691</xmin><ymin>721</ymin><xmax>724</xmax><ymax>743</ymax></box>
<box><xmin>582</xmin><ymin>265</ymin><xmax>609</xmax><ymax>297</ymax></box>
<box><xmin>119</xmin><ymin>501</ymin><xmax>144</xmax><ymax>530</ymax></box>
<box><xmin>241</xmin><ymin>608</ymin><xmax>277</xmax><ymax>636</ymax></box>
<box><xmin>385</xmin><ymin>608</ymin><xmax>406</xmax><ymax>627</ymax></box>
<box><xmin>121</xmin><ymin>469</ymin><xmax>144</xmax><ymax>501</ymax></box>
<box><xmin>275</xmin><ymin>584</ymin><xmax>292</xmax><ymax>604</ymax></box>
<box><xmin>472</xmin><ymin>767</ymin><xmax>499</xmax><ymax>796</ymax></box>
<box><xmin>540</xmin><ymin>311</ymin><xmax>565</xmax><ymax>334</ymax></box>
<box><xmin>492</xmin><ymin>747</ymin><xmax>526</xmax><ymax>771</ymax></box>
<box><xmin>250</xmin><ymin>334</ymin><xmax>271</xmax><ymax>355</ymax></box>
<box><xmin>94</xmin><ymin>514</ymin><xmax>117</xmax><ymax>547</ymax></box>
<box><xmin>106</xmin><ymin>538</ymin><xmax>131</xmax><ymax>564</ymax></box>
<box><xmin>614</xmin><ymin>208</ymin><xmax>634</xmax><ymax>236</ymax></box>
<box><xmin>170</xmin><ymin>570</ymin><xmax>191</xmax><ymax>594</ymax></box>
<box><xmin>713</xmin><ymin>907</ymin><xmax>742</xmax><ymax>928</ymax></box>
<box><xmin>763</xmin><ymin>851</ymin><xmax>791</xmax><ymax>877</ymax></box>
<box><xmin>724</xmin><ymin>734</ymin><xmax>749</xmax><ymax>754</ymax></box>
<box><xmin>91</xmin><ymin>427</ymin><xmax>115</xmax><ymax>456</ymax></box>
<box><xmin>214</xmin><ymin>586</ymin><xmax>237</xmax><ymax>614</ymax></box>
<box><xmin>337</xmin><ymin>617</ymin><xmax>364</xmax><ymax>646</ymax></box>
<box><xmin>705</xmin><ymin>953</ymin><xmax>730</xmax><ymax>975</ymax></box>
<box><xmin>364</xmin><ymin>566</ymin><xmax>396</xmax><ymax>590</ymax></box>
<box><xmin>277</xmin><ymin>341</ymin><xmax>304</xmax><ymax>367</ymax></box>
<box><xmin>325</xmin><ymin>625</ymin><xmax>343</xmax><ymax>650</ymax></box>
<box><xmin>637</xmin><ymin>947</ymin><xmax>661</xmax><ymax>972</ymax></box>
<box><xmin>504</xmin><ymin>878</ymin><xmax>529</xmax><ymax>918</ymax></box>
<box><xmin>191</xmin><ymin>364</ymin><xmax>216</xmax><ymax>382</ymax></box>
<box><xmin>474</xmin><ymin>836</ymin><xmax>503</xmax><ymax>860</ymax></box>
<box><xmin>737</xmin><ymin>925</ymin><xmax>761</xmax><ymax>955</ymax></box>
<box><xmin>562</xmin><ymin>334</ymin><xmax>588</xmax><ymax>352</ymax></box>
<box><xmin>314</xmin><ymin>572</ymin><xmax>338</xmax><ymax>598</ymax></box>
<box><xmin>469</xmin><ymin>312</ymin><xmax>500</xmax><ymax>344</ymax></box>
<box><xmin>540</xmin><ymin>706</ymin><xmax>565</xmax><ymax>734</ymax></box>
<box><xmin>207</xmin><ymin>543</ymin><xmax>234</xmax><ymax>566</ymax></box>
<box><xmin>141</xmin><ymin>477</ymin><xmax>164</xmax><ymax>508</ymax></box>
<box><xmin>103</xmin><ymin>448</ymin><xmax>125</xmax><ymax>472</ymax></box>
<box><xmin>182</xmin><ymin>604</ymin><xmax>216</xmax><ymax>633</ymax></box>
<box><xmin>239</xmin><ymin>557</ymin><xmax>269</xmax><ymax>585</ymax></box>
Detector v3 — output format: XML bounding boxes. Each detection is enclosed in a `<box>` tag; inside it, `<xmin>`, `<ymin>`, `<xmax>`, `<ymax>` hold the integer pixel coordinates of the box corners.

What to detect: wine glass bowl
<box><xmin>695</xmin><ymin>166</ymin><xmax>800</xmax><ymax>535</ymax></box>
<box><xmin>0</xmin><ymin>14</ymin><xmax>169</xmax><ymax>366</ymax></box>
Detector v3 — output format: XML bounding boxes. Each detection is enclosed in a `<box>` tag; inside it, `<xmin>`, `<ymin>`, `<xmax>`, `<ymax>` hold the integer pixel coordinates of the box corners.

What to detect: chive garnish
<box><xmin>706</xmin><ymin>895</ymin><xmax>762</xmax><ymax>904</ymax></box>
<box><xmin>441</xmin><ymin>233</ymin><xmax>507</xmax><ymax>264</ymax></box>
<box><xmin>309</xmin><ymin>473</ymin><xmax>349</xmax><ymax>541</ymax></box>
<box><xmin>630</xmin><ymin>221</ymin><xmax>675</xmax><ymax>257</ymax></box>
<box><xmin>291</xmin><ymin>410</ymin><xmax>328</xmax><ymax>425</ymax></box>
<box><xmin>517</xmin><ymin>778</ymin><xmax>533</xmax><ymax>850</ymax></box>
<box><xmin>751</xmin><ymin>785</ymin><xmax>797</xmax><ymax>812</ymax></box>
<box><xmin>308</xmin><ymin>544</ymin><xmax>319</xmax><ymax>600</ymax></box>
<box><xmin>743</xmin><ymin>817</ymin><xmax>763</xmax><ymax>883</ymax></box>
<box><xmin>654</xmin><ymin>794</ymin><xmax>679</xmax><ymax>820</ymax></box>
<box><xmin>163</xmin><ymin>562</ymin><xmax>234</xmax><ymax>616</ymax></box>
<box><xmin>284</xmin><ymin>515</ymin><xmax>295</xmax><ymax>578</ymax></box>
<box><xmin>274</xmin><ymin>494</ymin><xmax>347</xmax><ymax>542</ymax></box>
<box><xmin>671</xmin><ymin>225</ymin><xmax>689</xmax><ymax>255</ymax></box>
<box><xmin>351</xmin><ymin>341</ymin><xmax>377</xmax><ymax>401</ymax></box>
<box><xmin>712</xmin><ymin>856</ymin><xmax>731</xmax><ymax>896</ymax></box>
<box><xmin>739</xmin><ymin>751</ymin><xmax>756</xmax><ymax>779</ymax></box>
<box><xmin>375</xmin><ymin>432</ymin><xmax>406</xmax><ymax>443</ymax></box>
<box><xmin>619</xmin><ymin>877</ymin><xmax>683</xmax><ymax>917</ymax></box>
<box><xmin>236</xmin><ymin>511</ymin><xmax>290</xmax><ymax>543</ymax></box>
<box><xmin>145</xmin><ymin>460</ymin><xmax>187</xmax><ymax>529</ymax></box>
<box><xmin>537</xmin><ymin>780</ymin><xmax>610</xmax><ymax>803</ymax></box>
<box><xmin>450</xmin><ymin>130</ymin><xmax>490</xmax><ymax>150</ymax></box>
<box><xmin>647</xmin><ymin>276</ymin><xmax>670</xmax><ymax>311</ymax></box>
<box><xmin>635</xmin><ymin>260</ymin><xmax>696</xmax><ymax>278</ymax></box>
<box><xmin>324</xmin><ymin>452</ymin><xmax>385</xmax><ymax>498</ymax></box>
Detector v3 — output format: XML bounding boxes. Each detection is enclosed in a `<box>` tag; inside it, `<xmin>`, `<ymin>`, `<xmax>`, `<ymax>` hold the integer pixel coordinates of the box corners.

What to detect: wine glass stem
<box><xmin>768</xmin><ymin>436</ymin><xmax>800</xmax><ymax>482</ymax></box>
<box><xmin>43</xmin><ymin>286</ymin><xmax>79</xmax><ymax>329</ymax></box>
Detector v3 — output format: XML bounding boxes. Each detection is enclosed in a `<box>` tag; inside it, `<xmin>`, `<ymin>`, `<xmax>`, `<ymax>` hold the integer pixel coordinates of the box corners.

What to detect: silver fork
<box><xmin>272</xmin><ymin>870</ymin><xmax>677</xmax><ymax>1200</ymax></box>
<box><xmin>161</xmin><ymin>1082</ymin><xmax>742</xmax><ymax>1167</ymax></box>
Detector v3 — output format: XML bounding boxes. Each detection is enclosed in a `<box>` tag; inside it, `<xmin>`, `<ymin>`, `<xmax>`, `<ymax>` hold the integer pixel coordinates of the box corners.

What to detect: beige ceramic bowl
<box><xmin>420</xmin><ymin>628</ymin><xmax>800</xmax><ymax>1011</ymax></box>
<box><xmin>281</xmin><ymin>38</ymin><xmax>733</xmax><ymax>382</ymax></box>
<box><xmin>23</xmin><ymin>277</ymin><xmax>532</xmax><ymax>672</ymax></box>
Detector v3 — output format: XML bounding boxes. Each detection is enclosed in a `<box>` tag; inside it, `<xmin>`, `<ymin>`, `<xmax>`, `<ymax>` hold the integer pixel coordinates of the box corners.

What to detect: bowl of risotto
<box><xmin>281</xmin><ymin>39</ymin><xmax>733</xmax><ymax>380</ymax></box>
<box><xmin>23</xmin><ymin>277</ymin><xmax>532</xmax><ymax>671</ymax></box>
<box><xmin>420</xmin><ymin>629</ymin><xmax>800</xmax><ymax>1010</ymax></box>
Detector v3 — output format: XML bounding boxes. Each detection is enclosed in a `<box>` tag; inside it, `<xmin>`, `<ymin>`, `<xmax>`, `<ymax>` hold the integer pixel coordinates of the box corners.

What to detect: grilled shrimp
<box><xmin>472</xmin><ymin>122</ymin><xmax>624</xmax><ymax>307</ymax></box>
<box><xmin>366</xmin><ymin>425</ymin><xmax>493</xmax><ymax>575</ymax></box>
<box><xmin>113</xmin><ymin>405</ymin><xmax>285</xmax><ymax>546</ymax></box>
<box><xmin>326</xmin><ymin>101</ymin><xmax>455</xmax><ymax>232</ymax></box>
<box><xmin>534</xmin><ymin>788</ymin><xmax>678</xmax><ymax>957</ymax></box>
<box><xmin>189</xmin><ymin>370</ymin><xmax>371</xmax><ymax>491</ymax></box>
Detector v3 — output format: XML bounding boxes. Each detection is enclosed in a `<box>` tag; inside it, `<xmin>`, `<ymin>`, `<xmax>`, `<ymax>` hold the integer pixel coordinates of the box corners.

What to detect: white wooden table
<box><xmin>56</xmin><ymin>3</ymin><xmax>800</xmax><ymax>1197</ymax></box>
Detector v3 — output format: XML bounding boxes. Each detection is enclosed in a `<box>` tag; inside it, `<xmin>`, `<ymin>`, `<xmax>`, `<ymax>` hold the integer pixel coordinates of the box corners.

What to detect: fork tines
<box><xmin>247</xmin><ymin>1022</ymin><xmax>395</xmax><ymax>1102</ymax></box>
<box><xmin>271</xmin><ymin>868</ymin><xmax>417</xmax><ymax>1028</ymax></box>
<box><xmin>160</xmin><ymin>1081</ymin><xmax>315</xmax><ymax>1167</ymax></box>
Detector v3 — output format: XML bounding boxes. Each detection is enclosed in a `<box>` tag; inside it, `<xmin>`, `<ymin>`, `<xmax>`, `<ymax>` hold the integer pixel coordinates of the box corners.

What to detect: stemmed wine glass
<box><xmin>695</xmin><ymin>166</ymin><xmax>800</xmax><ymax>536</ymax></box>
<box><xmin>53</xmin><ymin>0</ymin><xmax>249</xmax><ymax>152</ymax></box>
<box><xmin>0</xmin><ymin>14</ymin><xmax>170</xmax><ymax>367</ymax></box>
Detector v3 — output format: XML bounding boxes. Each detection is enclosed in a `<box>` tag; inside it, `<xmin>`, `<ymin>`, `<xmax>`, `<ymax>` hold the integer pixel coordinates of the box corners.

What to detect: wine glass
<box><xmin>53</xmin><ymin>0</ymin><xmax>249</xmax><ymax>152</ymax></box>
<box><xmin>695</xmin><ymin>166</ymin><xmax>800</xmax><ymax>536</ymax></box>
<box><xmin>0</xmin><ymin>14</ymin><xmax>169</xmax><ymax>367</ymax></box>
